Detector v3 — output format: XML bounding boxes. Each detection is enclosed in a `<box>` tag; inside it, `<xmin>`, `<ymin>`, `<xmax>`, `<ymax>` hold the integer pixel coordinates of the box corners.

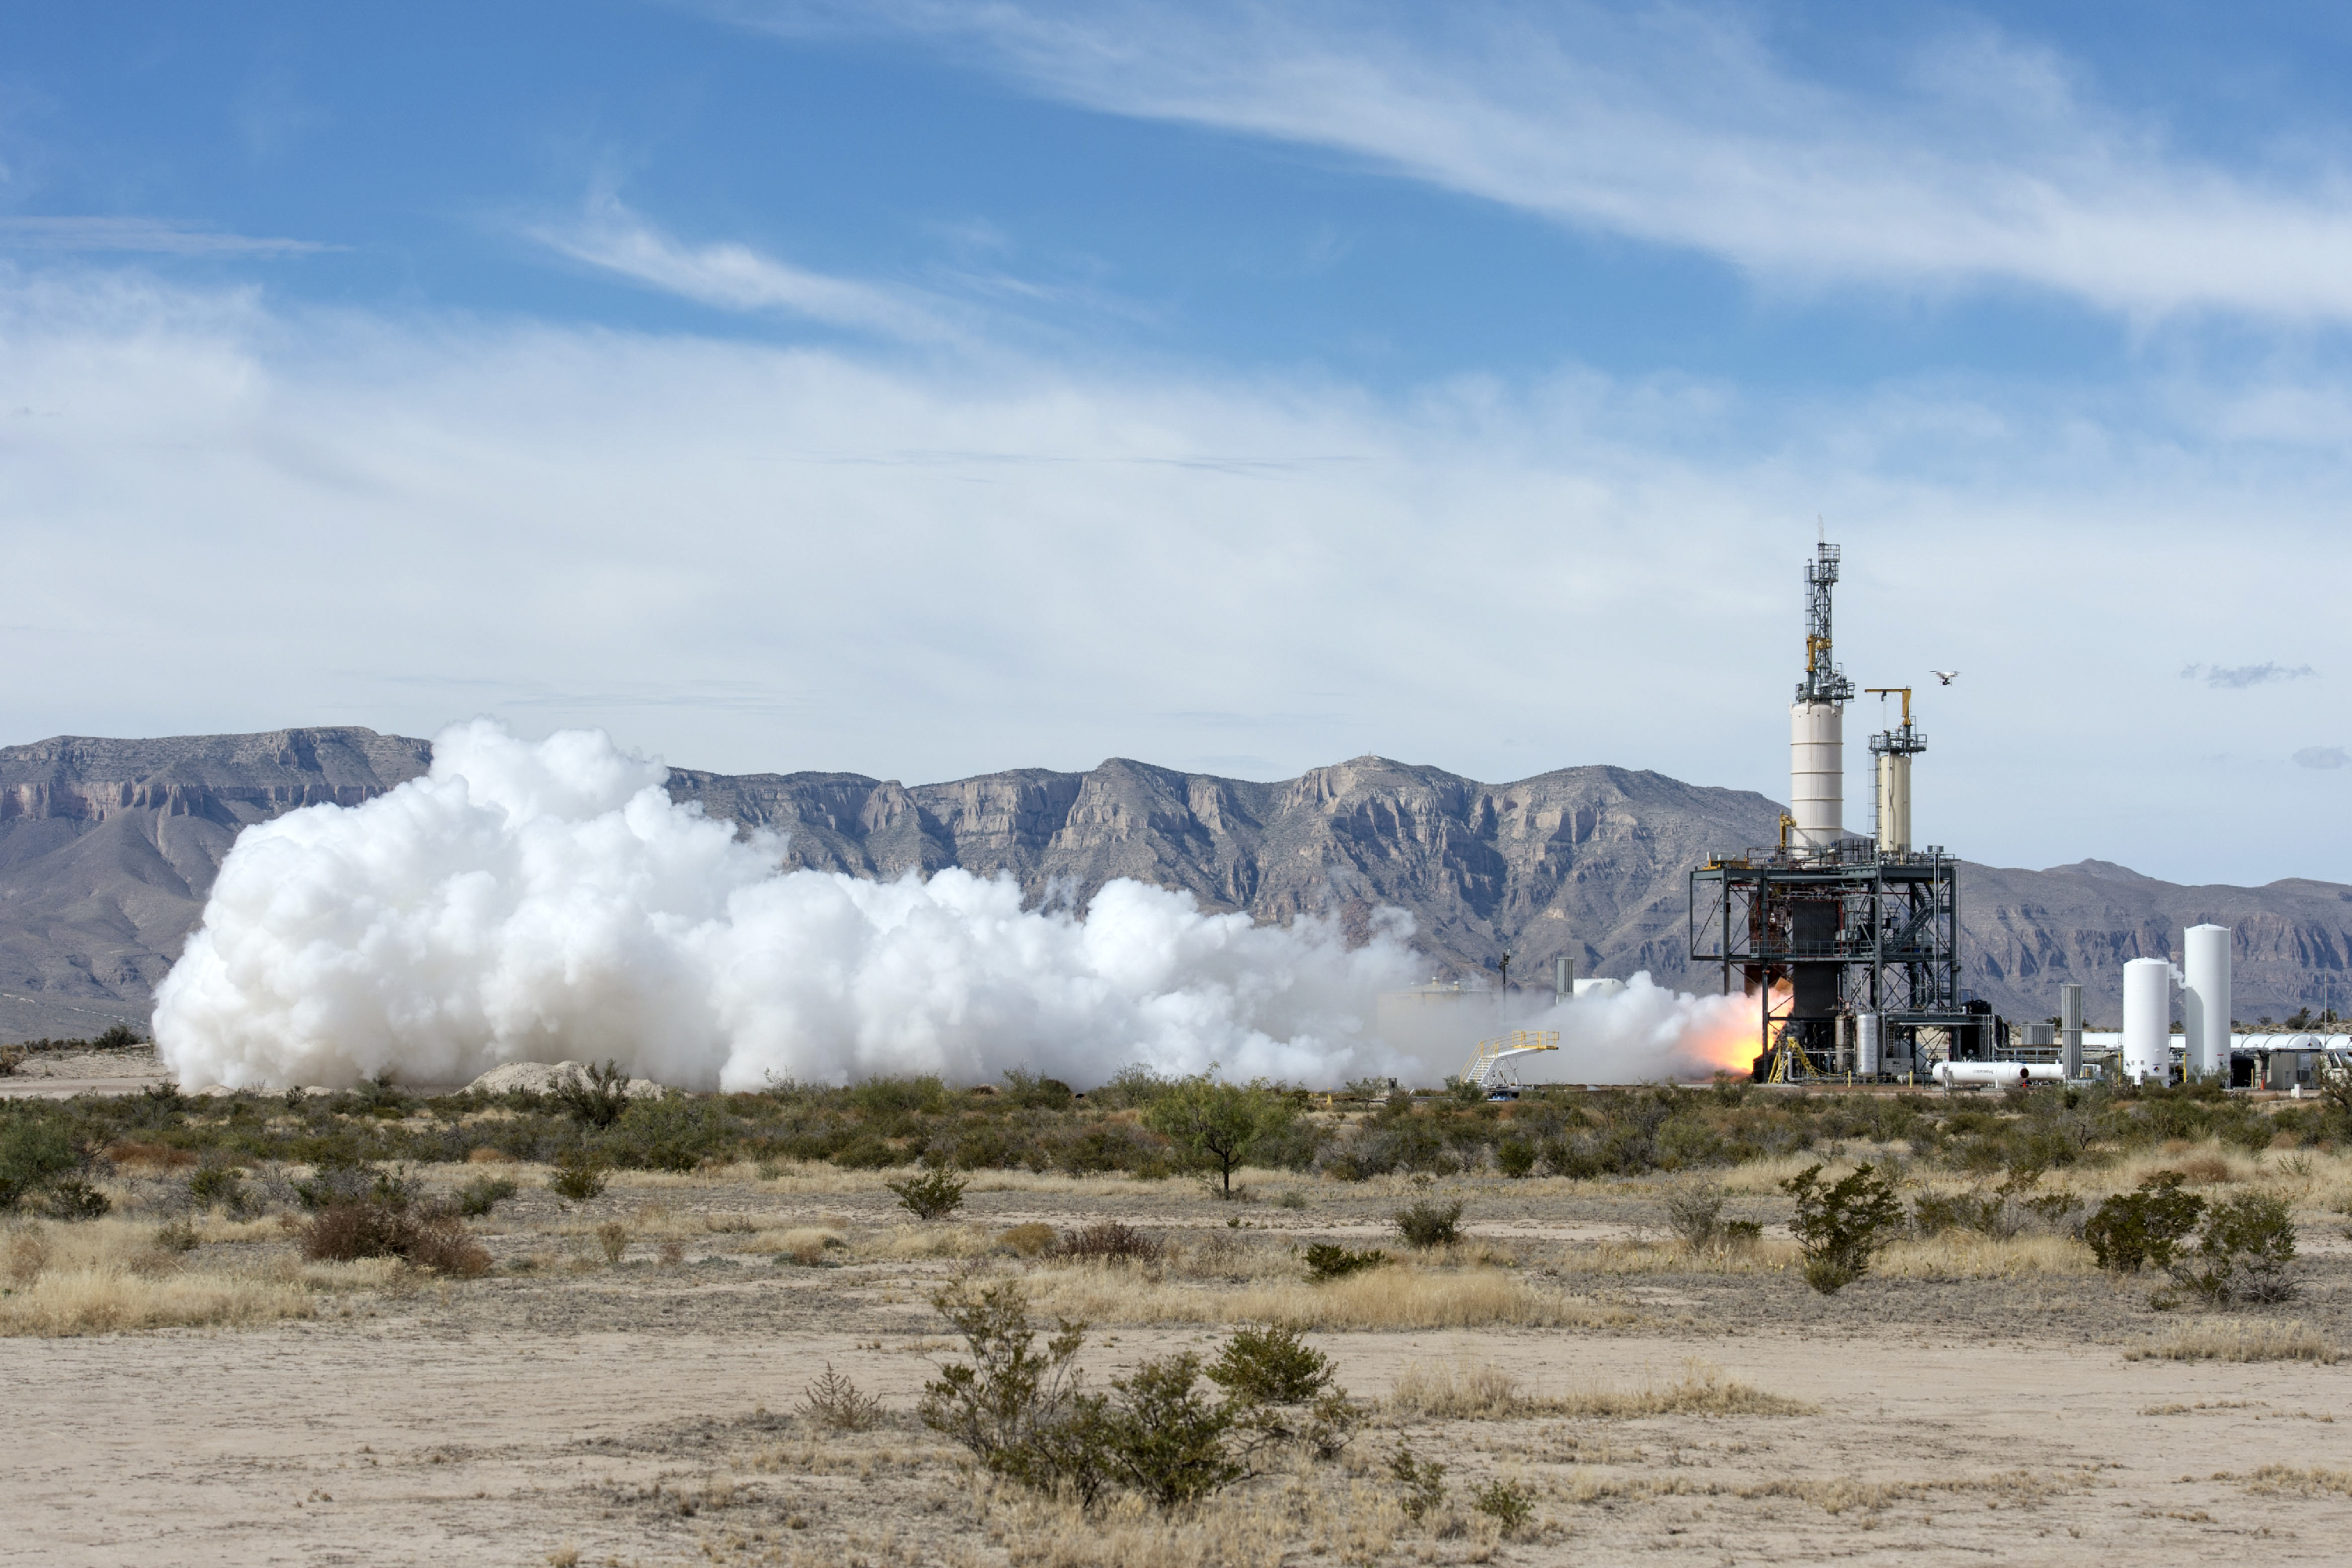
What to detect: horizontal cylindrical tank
<box><xmin>1789</xmin><ymin>701</ymin><xmax>1843</xmax><ymax>850</ymax></box>
<box><xmin>2122</xmin><ymin>958</ymin><xmax>2172</xmax><ymax>1083</ymax></box>
<box><xmin>2183</xmin><ymin>924</ymin><xmax>2230</xmax><ymax>1080</ymax></box>
<box><xmin>1932</xmin><ymin>1061</ymin><xmax>2066</xmax><ymax>1087</ymax></box>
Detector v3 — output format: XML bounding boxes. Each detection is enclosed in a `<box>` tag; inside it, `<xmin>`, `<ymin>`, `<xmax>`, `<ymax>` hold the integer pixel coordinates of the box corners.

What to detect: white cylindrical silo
<box><xmin>1790</xmin><ymin>701</ymin><xmax>1843</xmax><ymax>850</ymax></box>
<box><xmin>2182</xmin><ymin>924</ymin><xmax>2231</xmax><ymax>1081</ymax></box>
<box><xmin>2122</xmin><ymin>958</ymin><xmax>2172</xmax><ymax>1084</ymax></box>
<box><xmin>1857</xmin><ymin>1012</ymin><xmax>1882</xmax><ymax>1076</ymax></box>
<box><xmin>1875</xmin><ymin>751</ymin><xmax>1911</xmax><ymax>854</ymax></box>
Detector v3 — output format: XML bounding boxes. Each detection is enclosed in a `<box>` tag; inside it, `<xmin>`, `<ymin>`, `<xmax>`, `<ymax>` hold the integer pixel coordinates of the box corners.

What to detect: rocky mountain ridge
<box><xmin>0</xmin><ymin>726</ymin><xmax>2343</xmax><ymax>1040</ymax></box>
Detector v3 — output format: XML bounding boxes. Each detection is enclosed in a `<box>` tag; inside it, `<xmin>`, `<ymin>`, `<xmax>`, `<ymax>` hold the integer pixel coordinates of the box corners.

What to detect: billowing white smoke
<box><xmin>153</xmin><ymin>722</ymin><xmax>1755</xmax><ymax>1092</ymax></box>
<box><xmin>1371</xmin><ymin>978</ymin><xmax>1755</xmax><ymax>1087</ymax></box>
<box><xmin>154</xmin><ymin>722</ymin><xmax>1434</xmax><ymax>1091</ymax></box>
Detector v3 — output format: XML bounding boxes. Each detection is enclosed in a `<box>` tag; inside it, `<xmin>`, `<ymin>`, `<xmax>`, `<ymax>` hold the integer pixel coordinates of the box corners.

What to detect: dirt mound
<box><xmin>465</xmin><ymin>1061</ymin><xmax>663</xmax><ymax>1098</ymax></box>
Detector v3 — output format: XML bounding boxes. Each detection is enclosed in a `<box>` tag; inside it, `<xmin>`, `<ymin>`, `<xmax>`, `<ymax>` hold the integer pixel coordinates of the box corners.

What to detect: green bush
<box><xmin>550</xmin><ymin>1060</ymin><xmax>633</xmax><ymax>1129</ymax></box>
<box><xmin>1303</xmin><ymin>1243</ymin><xmax>1388</xmax><ymax>1282</ymax></box>
<box><xmin>2084</xmin><ymin>1174</ymin><xmax>2205</xmax><ymax>1272</ymax></box>
<box><xmin>1206</xmin><ymin>1322</ymin><xmax>1334</xmax><ymax>1406</ymax></box>
<box><xmin>0</xmin><ymin>1116</ymin><xmax>81</xmax><ymax>1210</ymax></box>
<box><xmin>1392</xmin><ymin>1198</ymin><xmax>1465</xmax><ymax>1250</ymax></box>
<box><xmin>1102</xmin><ymin>1353</ymin><xmax>1245</xmax><ymax>1508</ymax></box>
<box><xmin>2170</xmin><ymin>1190</ymin><xmax>2298</xmax><ymax>1304</ymax></box>
<box><xmin>1495</xmin><ymin>1139</ymin><xmax>1537</xmax><ymax>1178</ymax></box>
<box><xmin>1388</xmin><ymin>1443</ymin><xmax>1448</xmax><ymax>1523</ymax></box>
<box><xmin>602</xmin><ymin>1094</ymin><xmax>724</xmax><ymax>1171</ymax></box>
<box><xmin>1471</xmin><ymin>1477</ymin><xmax>1536</xmax><ymax>1534</ymax></box>
<box><xmin>919</xmin><ymin>1276</ymin><xmax>1100</xmax><ymax>1494</ymax></box>
<box><xmin>187</xmin><ymin>1165</ymin><xmax>249</xmax><ymax>1214</ymax></box>
<box><xmin>548</xmin><ymin>1147</ymin><xmax>609</xmax><ymax>1202</ymax></box>
<box><xmin>43</xmin><ymin>1178</ymin><xmax>110</xmax><ymax>1221</ymax></box>
<box><xmin>455</xmin><ymin>1175</ymin><xmax>518</xmax><ymax>1217</ymax></box>
<box><xmin>1782</xmin><ymin>1163</ymin><xmax>1904</xmax><ymax>1294</ymax></box>
<box><xmin>887</xmin><ymin>1166</ymin><xmax>968</xmax><ymax>1221</ymax></box>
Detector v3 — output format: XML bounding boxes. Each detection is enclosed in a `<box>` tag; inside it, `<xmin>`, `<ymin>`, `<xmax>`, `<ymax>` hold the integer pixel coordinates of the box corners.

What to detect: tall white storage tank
<box><xmin>1790</xmin><ymin>701</ymin><xmax>1844</xmax><ymax>849</ymax></box>
<box><xmin>2182</xmin><ymin>924</ymin><xmax>2231</xmax><ymax>1081</ymax></box>
<box><xmin>2122</xmin><ymin>958</ymin><xmax>2172</xmax><ymax>1083</ymax></box>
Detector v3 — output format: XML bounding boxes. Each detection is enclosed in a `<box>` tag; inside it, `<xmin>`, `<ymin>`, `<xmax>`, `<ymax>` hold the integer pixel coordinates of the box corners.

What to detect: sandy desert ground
<box><xmin>8</xmin><ymin>1130</ymin><xmax>2352</xmax><ymax>1568</ymax></box>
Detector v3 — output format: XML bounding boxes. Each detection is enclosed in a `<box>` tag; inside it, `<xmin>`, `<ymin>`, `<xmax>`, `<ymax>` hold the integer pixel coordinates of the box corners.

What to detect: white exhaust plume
<box><xmin>154</xmin><ymin>723</ymin><xmax>1751</xmax><ymax>1092</ymax></box>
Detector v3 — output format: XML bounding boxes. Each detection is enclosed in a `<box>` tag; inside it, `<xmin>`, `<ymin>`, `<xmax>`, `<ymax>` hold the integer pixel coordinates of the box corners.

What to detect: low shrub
<box><xmin>1206</xmin><ymin>1321</ymin><xmax>1334</xmax><ymax>1406</ymax></box>
<box><xmin>187</xmin><ymin>1165</ymin><xmax>250</xmax><ymax>1215</ymax></box>
<box><xmin>0</xmin><ymin>1117</ymin><xmax>81</xmax><ymax>1210</ymax></box>
<box><xmin>1388</xmin><ymin>1443</ymin><xmax>1448</xmax><ymax>1523</ymax></box>
<box><xmin>2171</xmin><ymin>1191</ymin><xmax>2298</xmax><ymax>1305</ymax></box>
<box><xmin>1392</xmin><ymin>1199</ymin><xmax>1465</xmax><ymax>1250</ymax></box>
<box><xmin>2085</xmin><ymin>1173</ymin><xmax>2205</xmax><ymax>1273</ymax></box>
<box><xmin>297</xmin><ymin>1200</ymin><xmax>490</xmax><ymax>1276</ymax></box>
<box><xmin>1101</xmin><ymin>1352</ymin><xmax>1244</xmax><ymax>1508</ymax></box>
<box><xmin>594</xmin><ymin>1221</ymin><xmax>631</xmax><ymax>1265</ymax></box>
<box><xmin>999</xmin><ymin>1221</ymin><xmax>1058</xmax><ymax>1258</ymax></box>
<box><xmin>1059</xmin><ymin>1221</ymin><xmax>1163</xmax><ymax>1263</ymax></box>
<box><xmin>456</xmin><ymin>1175</ymin><xmax>518</xmax><ymax>1218</ymax></box>
<box><xmin>887</xmin><ymin>1167</ymin><xmax>968</xmax><ymax>1221</ymax></box>
<box><xmin>1495</xmin><ymin>1139</ymin><xmax>1537</xmax><ymax>1179</ymax></box>
<box><xmin>42</xmin><ymin>1178</ymin><xmax>111</xmax><ymax>1221</ymax></box>
<box><xmin>550</xmin><ymin>1060</ymin><xmax>633</xmax><ymax>1129</ymax></box>
<box><xmin>1472</xmin><ymin>1477</ymin><xmax>1536</xmax><ymax>1534</ymax></box>
<box><xmin>548</xmin><ymin>1149</ymin><xmax>609</xmax><ymax>1203</ymax></box>
<box><xmin>800</xmin><ymin>1363</ymin><xmax>886</xmax><ymax>1431</ymax></box>
<box><xmin>1783</xmin><ymin>1163</ymin><xmax>1904</xmax><ymax>1294</ymax></box>
<box><xmin>1303</xmin><ymin>1243</ymin><xmax>1388</xmax><ymax>1282</ymax></box>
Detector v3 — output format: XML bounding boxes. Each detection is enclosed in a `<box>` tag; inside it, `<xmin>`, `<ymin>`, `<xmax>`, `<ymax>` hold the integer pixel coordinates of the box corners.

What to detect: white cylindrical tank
<box><xmin>1933</xmin><ymin>1061</ymin><xmax>2066</xmax><ymax>1087</ymax></box>
<box><xmin>2122</xmin><ymin>957</ymin><xmax>2172</xmax><ymax>1083</ymax></box>
<box><xmin>1875</xmin><ymin>751</ymin><xmax>1911</xmax><ymax>854</ymax></box>
<box><xmin>2181</xmin><ymin>924</ymin><xmax>2230</xmax><ymax>1080</ymax></box>
<box><xmin>1790</xmin><ymin>701</ymin><xmax>1843</xmax><ymax>850</ymax></box>
<box><xmin>1857</xmin><ymin>1012</ymin><xmax>1882</xmax><ymax>1076</ymax></box>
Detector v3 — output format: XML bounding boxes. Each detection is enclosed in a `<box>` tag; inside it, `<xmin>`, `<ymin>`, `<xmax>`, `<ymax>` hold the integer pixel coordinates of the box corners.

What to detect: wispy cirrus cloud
<box><xmin>529</xmin><ymin>191</ymin><xmax>964</xmax><ymax>343</ymax></box>
<box><xmin>2182</xmin><ymin>662</ymin><xmax>2318</xmax><ymax>689</ymax></box>
<box><xmin>0</xmin><ymin>216</ymin><xmax>328</xmax><ymax>256</ymax></box>
<box><xmin>715</xmin><ymin>0</ymin><xmax>2352</xmax><ymax>323</ymax></box>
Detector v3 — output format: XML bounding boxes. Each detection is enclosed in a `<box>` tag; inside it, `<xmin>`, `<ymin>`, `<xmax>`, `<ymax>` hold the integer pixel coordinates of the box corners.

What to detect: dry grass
<box><xmin>1388</xmin><ymin>1356</ymin><xmax>1815</xmax><ymax>1420</ymax></box>
<box><xmin>0</xmin><ymin>1218</ymin><xmax>416</xmax><ymax>1335</ymax></box>
<box><xmin>2125</xmin><ymin>1319</ymin><xmax>2343</xmax><ymax>1365</ymax></box>
<box><xmin>2238</xmin><ymin>1465</ymin><xmax>2352</xmax><ymax>1497</ymax></box>
<box><xmin>1023</xmin><ymin>1261</ymin><xmax>1635</xmax><ymax>1330</ymax></box>
<box><xmin>978</xmin><ymin>1473</ymin><xmax>1407</xmax><ymax>1568</ymax></box>
<box><xmin>1559</xmin><ymin>1238</ymin><xmax>1796</xmax><ymax>1276</ymax></box>
<box><xmin>1875</xmin><ymin>1232</ymin><xmax>2097</xmax><ymax>1279</ymax></box>
<box><xmin>0</xmin><ymin>1220</ymin><xmax>312</xmax><ymax>1335</ymax></box>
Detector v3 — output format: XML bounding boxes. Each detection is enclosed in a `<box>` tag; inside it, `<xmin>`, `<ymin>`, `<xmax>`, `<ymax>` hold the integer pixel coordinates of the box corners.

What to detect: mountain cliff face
<box><xmin>1</xmin><ymin>727</ymin><xmax>2345</xmax><ymax>1040</ymax></box>
<box><xmin>0</xmin><ymin>729</ymin><xmax>434</xmax><ymax>1037</ymax></box>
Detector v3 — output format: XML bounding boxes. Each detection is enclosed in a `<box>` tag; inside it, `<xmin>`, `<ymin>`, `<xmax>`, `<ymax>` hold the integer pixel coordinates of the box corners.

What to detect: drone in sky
<box><xmin>1930</xmin><ymin>670</ymin><xmax>1960</xmax><ymax>685</ymax></box>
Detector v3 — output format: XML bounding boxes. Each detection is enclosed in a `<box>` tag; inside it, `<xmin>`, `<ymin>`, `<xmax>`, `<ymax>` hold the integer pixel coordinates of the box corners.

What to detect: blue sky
<box><xmin>1</xmin><ymin>2</ymin><xmax>2348</xmax><ymax>887</ymax></box>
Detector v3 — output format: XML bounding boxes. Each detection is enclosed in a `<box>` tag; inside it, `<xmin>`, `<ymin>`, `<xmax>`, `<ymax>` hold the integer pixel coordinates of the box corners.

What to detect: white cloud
<box><xmin>0</xmin><ymin>263</ymin><xmax>2345</xmax><ymax>889</ymax></box>
<box><xmin>0</xmin><ymin>216</ymin><xmax>328</xmax><ymax>256</ymax></box>
<box><xmin>531</xmin><ymin>191</ymin><xmax>964</xmax><ymax>342</ymax></box>
<box><xmin>2183</xmin><ymin>662</ymin><xmax>2318</xmax><ymax>689</ymax></box>
<box><xmin>720</xmin><ymin>0</ymin><xmax>2352</xmax><ymax>322</ymax></box>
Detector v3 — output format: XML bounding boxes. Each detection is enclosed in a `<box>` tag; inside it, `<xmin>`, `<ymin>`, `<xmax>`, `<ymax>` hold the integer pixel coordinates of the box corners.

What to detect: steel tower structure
<box><xmin>1689</xmin><ymin>542</ymin><xmax>1971</xmax><ymax>1082</ymax></box>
